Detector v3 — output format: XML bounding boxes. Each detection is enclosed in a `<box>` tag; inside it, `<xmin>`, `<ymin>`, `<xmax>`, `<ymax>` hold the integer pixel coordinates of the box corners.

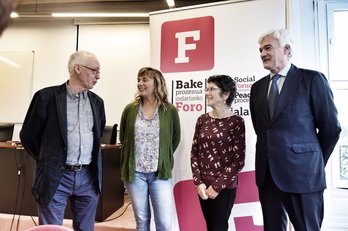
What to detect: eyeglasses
<box><xmin>81</xmin><ymin>65</ymin><xmax>100</xmax><ymax>75</ymax></box>
<box><xmin>204</xmin><ymin>87</ymin><xmax>220</xmax><ymax>92</ymax></box>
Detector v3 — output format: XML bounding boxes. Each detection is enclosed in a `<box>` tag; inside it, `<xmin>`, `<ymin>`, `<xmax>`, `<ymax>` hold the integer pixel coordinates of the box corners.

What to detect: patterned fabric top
<box><xmin>134</xmin><ymin>106</ymin><xmax>160</xmax><ymax>173</ymax></box>
<box><xmin>191</xmin><ymin>113</ymin><xmax>245</xmax><ymax>193</ymax></box>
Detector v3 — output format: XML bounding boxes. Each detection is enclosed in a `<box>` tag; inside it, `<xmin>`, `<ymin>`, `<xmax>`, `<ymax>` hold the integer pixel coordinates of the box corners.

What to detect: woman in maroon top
<box><xmin>191</xmin><ymin>75</ymin><xmax>246</xmax><ymax>231</ymax></box>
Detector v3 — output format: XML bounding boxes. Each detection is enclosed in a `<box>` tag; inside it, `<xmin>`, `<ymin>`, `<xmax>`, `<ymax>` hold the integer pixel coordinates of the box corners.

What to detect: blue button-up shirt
<box><xmin>66</xmin><ymin>85</ymin><xmax>94</xmax><ymax>165</ymax></box>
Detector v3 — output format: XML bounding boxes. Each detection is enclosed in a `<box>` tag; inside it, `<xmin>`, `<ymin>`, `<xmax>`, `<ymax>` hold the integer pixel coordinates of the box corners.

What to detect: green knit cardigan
<box><xmin>119</xmin><ymin>103</ymin><xmax>181</xmax><ymax>182</ymax></box>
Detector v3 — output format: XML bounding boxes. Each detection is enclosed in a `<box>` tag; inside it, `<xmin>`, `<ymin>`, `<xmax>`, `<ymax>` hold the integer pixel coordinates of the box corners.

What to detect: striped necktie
<box><xmin>268</xmin><ymin>74</ymin><xmax>281</xmax><ymax>118</ymax></box>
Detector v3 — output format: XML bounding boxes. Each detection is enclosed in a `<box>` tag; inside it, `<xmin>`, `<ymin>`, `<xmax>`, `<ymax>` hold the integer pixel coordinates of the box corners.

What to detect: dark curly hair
<box><xmin>207</xmin><ymin>75</ymin><xmax>236</xmax><ymax>107</ymax></box>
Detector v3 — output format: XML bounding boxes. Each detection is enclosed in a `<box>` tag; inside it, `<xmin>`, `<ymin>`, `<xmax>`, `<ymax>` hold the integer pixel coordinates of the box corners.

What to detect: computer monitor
<box><xmin>101</xmin><ymin>124</ymin><xmax>118</xmax><ymax>144</ymax></box>
<box><xmin>0</xmin><ymin>123</ymin><xmax>14</xmax><ymax>142</ymax></box>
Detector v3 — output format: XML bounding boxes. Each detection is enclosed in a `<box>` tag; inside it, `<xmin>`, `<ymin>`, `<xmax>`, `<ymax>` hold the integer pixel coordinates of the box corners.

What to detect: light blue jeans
<box><xmin>124</xmin><ymin>172</ymin><xmax>173</xmax><ymax>231</ymax></box>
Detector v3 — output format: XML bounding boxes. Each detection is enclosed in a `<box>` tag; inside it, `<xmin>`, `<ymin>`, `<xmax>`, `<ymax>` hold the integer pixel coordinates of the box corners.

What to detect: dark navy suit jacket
<box><xmin>20</xmin><ymin>83</ymin><xmax>106</xmax><ymax>205</ymax></box>
<box><xmin>250</xmin><ymin>64</ymin><xmax>341</xmax><ymax>193</ymax></box>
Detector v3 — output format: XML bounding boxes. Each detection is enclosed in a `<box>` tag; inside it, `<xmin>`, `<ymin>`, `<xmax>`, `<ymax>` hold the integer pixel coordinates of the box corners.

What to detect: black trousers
<box><xmin>199</xmin><ymin>187</ymin><xmax>236</xmax><ymax>231</ymax></box>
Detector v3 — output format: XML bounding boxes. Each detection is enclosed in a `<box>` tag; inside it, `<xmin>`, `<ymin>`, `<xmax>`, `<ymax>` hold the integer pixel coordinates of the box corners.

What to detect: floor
<box><xmin>0</xmin><ymin>194</ymin><xmax>136</xmax><ymax>231</ymax></box>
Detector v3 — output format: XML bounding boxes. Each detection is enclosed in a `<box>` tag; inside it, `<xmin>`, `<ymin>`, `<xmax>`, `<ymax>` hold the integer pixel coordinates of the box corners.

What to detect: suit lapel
<box><xmin>271</xmin><ymin>64</ymin><xmax>302</xmax><ymax>122</ymax></box>
<box><xmin>261</xmin><ymin>75</ymin><xmax>272</xmax><ymax>122</ymax></box>
<box><xmin>88</xmin><ymin>92</ymin><xmax>100</xmax><ymax>138</ymax></box>
<box><xmin>56</xmin><ymin>83</ymin><xmax>68</xmax><ymax>146</ymax></box>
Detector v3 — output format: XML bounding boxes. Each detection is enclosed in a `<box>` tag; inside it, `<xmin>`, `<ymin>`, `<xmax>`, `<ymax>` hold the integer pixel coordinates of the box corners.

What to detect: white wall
<box><xmin>0</xmin><ymin>21</ymin><xmax>150</xmax><ymax>140</ymax></box>
<box><xmin>77</xmin><ymin>24</ymin><xmax>151</xmax><ymax>129</ymax></box>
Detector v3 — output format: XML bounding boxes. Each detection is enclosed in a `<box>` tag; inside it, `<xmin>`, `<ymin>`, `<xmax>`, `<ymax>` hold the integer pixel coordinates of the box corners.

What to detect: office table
<box><xmin>0</xmin><ymin>141</ymin><xmax>124</xmax><ymax>221</ymax></box>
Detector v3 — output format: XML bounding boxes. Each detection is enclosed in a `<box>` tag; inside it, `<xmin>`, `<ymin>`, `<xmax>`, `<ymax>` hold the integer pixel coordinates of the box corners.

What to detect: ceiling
<box><xmin>12</xmin><ymin>0</ymin><xmax>225</xmax><ymax>24</ymax></box>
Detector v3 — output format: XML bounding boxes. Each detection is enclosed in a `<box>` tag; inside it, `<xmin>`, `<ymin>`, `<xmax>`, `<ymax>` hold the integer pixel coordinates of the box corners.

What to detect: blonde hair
<box><xmin>133</xmin><ymin>67</ymin><xmax>169</xmax><ymax>111</ymax></box>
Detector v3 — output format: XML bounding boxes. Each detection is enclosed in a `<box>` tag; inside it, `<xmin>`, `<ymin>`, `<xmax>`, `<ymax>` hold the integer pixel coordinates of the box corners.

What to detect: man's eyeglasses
<box><xmin>204</xmin><ymin>87</ymin><xmax>220</xmax><ymax>92</ymax></box>
<box><xmin>81</xmin><ymin>65</ymin><xmax>100</xmax><ymax>75</ymax></box>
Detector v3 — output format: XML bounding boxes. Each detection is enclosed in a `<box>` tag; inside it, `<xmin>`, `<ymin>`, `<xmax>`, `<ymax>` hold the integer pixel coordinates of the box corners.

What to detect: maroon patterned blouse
<box><xmin>191</xmin><ymin>113</ymin><xmax>246</xmax><ymax>193</ymax></box>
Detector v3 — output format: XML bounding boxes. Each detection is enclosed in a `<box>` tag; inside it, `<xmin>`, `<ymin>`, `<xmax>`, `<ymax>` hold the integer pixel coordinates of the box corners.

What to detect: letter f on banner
<box><xmin>175</xmin><ymin>31</ymin><xmax>200</xmax><ymax>63</ymax></box>
<box><xmin>160</xmin><ymin>16</ymin><xmax>214</xmax><ymax>73</ymax></box>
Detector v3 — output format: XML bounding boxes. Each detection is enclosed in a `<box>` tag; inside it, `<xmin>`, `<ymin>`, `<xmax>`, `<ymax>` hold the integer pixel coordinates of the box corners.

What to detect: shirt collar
<box><xmin>270</xmin><ymin>63</ymin><xmax>291</xmax><ymax>78</ymax></box>
<box><xmin>66</xmin><ymin>82</ymin><xmax>88</xmax><ymax>100</ymax></box>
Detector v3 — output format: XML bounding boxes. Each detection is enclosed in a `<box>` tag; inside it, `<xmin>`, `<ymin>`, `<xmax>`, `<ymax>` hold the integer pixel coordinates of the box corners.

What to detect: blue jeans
<box><xmin>124</xmin><ymin>172</ymin><xmax>173</xmax><ymax>231</ymax></box>
<box><xmin>38</xmin><ymin>167</ymin><xmax>99</xmax><ymax>231</ymax></box>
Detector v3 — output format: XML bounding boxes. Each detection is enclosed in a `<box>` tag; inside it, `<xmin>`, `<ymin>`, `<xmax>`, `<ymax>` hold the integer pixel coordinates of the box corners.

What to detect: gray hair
<box><xmin>67</xmin><ymin>50</ymin><xmax>97</xmax><ymax>76</ymax></box>
<box><xmin>258</xmin><ymin>29</ymin><xmax>294</xmax><ymax>59</ymax></box>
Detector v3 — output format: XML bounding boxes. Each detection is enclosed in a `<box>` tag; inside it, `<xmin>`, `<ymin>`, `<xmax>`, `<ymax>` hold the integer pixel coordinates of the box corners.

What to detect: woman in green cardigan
<box><xmin>119</xmin><ymin>67</ymin><xmax>181</xmax><ymax>231</ymax></box>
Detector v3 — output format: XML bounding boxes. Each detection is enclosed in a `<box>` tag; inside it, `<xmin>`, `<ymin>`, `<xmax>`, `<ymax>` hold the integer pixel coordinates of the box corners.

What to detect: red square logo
<box><xmin>160</xmin><ymin>16</ymin><xmax>214</xmax><ymax>73</ymax></box>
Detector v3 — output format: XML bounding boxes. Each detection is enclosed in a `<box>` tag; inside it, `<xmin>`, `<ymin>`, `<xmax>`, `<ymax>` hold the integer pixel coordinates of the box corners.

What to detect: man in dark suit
<box><xmin>20</xmin><ymin>50</ymin><xmax>106</xmax><ymax>231</ymax></box>
<box><xmin>250</xmin><ymin>29</ymin><xmax>341</xmax><ymax>231</ymax></box>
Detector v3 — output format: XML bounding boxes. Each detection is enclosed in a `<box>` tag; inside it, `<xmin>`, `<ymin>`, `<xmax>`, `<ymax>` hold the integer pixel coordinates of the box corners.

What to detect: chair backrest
<box><xmin>0</xmin><ymin>123</ymin><xmax>14</xmax><ymax>142</ymax></box>
<box><xmin>25</xmin><ymin>225</ymin><xmax>73</xmax><ymax>231</ymax></box>
<box><xmin>101</xmin><ymin>124</ymin><xmax>118</xmax><ymax>144</ymax></box>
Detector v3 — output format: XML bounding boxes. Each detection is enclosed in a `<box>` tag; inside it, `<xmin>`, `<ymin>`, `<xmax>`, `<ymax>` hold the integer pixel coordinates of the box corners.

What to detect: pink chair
<box><xmin>25</xmin><ymin>225</ymin><xmax>73</xmax><ymax>231</ymax></box>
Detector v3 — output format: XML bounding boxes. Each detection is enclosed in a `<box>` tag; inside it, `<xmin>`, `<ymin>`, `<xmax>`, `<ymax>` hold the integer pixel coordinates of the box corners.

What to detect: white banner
<box><xmin>150</xmin><ymin>0</ymin><xmax>285</xmax><ymax>230</ymax></box>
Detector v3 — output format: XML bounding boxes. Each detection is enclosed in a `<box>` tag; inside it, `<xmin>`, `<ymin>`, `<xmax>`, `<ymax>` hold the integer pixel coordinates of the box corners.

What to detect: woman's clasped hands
<box><xmin>197</xmin><ymin>183</ymin><xmax>219</xmax><ymax>200</ymax></box>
